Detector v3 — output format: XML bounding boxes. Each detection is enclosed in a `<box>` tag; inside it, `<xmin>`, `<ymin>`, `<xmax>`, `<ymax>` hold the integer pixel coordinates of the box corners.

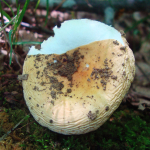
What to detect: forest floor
<box><xmin>0</xmin><ymin>1</ymin><xmax>150</xmax><ymax>150</ymax></box>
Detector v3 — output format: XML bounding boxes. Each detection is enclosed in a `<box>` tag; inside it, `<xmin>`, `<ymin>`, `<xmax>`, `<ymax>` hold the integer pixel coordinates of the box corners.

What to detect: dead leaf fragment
<box><xmin>139</xmin><ymin>42</ymin><xmax>150</xmax><ymax>65</ymax></box>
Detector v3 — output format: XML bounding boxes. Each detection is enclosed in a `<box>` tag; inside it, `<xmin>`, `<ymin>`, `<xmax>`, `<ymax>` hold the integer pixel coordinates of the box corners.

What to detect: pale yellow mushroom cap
<box><xmin>22</xmin><ymin>19</ymin><xmax>135</xmax><ymax>135</ymax></box>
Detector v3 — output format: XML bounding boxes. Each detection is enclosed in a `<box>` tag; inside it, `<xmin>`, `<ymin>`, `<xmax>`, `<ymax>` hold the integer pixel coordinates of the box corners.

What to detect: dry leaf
<box><xmin>135</xmin><ymin>62</ymin><xmax>150</xmax><ymax>86</ymax></box>
<box><xmin>139</xmin><ymin>42</ymin><xmax>150</xmax><ymax>65</ymax></box>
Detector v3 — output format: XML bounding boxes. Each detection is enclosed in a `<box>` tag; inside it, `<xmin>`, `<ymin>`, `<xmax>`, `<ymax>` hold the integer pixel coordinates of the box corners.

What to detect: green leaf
<box><xmin>8</xmin><ymin>30</ymin><xmax>13</xmax><ymax>65</ymax></box>
<box><xmin>13</xmin><ymin>0</ymin><xmax>30</xmax><ymax>38</ymax></box>
<box><xmin>16</xmin><ymin>0</ymin><xmax>30</xmax><ymax>27</ymax></box>
<box><xmin>2</xmin><ymin>0</ymin><xmax>15</xmax><ymax>16</ymax></box>
<box><xmin>13</xmin><ymin>4</ymin><xmax>20</xmax><ymax>36</ymax></box>
<box><xmin>12</xmin><ymin>41</ymin><xmax>42</xmax><ymax>45</ymax></box>
<box><xmin>35</xmin><ymin>0</ymin><xmax>41</xmax><ymax>11</ymax></box>
<box><xmin>2</xmin><ymin>10</ymin><xmax>11</xmax><ymax>21</ymax></box>
<box><xmin>24</xmin><ymin>115</ymin><xmax>30</xmax><ymax>120</ymax></box>
<box><xmin>125</xmin><ymin>14</ymin><xmax>150</xmax><ymax>33</ymax></box>
<box><xmin>16</xmin><ymin>0</ymin><xmax>19</xmax><ymax>8</ymax></box>
<box><xmin>0</xmin><ymin>2</ymin><xmax>2</xmax><ymax>17</ymax></box>
<box><xmin>44</xmin><ymin>0</ymin><xmax>49</xmax><ymax>26</ymax></box>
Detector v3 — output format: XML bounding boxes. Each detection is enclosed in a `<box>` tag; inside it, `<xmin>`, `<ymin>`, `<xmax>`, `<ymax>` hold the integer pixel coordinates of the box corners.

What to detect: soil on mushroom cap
<box><xmin>27</xmin><ymin>49</ymin><xmax>84</xmax><ymax>99</ymax></box>
<box><xmin>45</xmin><ymin>50</ymin><xmax>83</xmax><ymax>81</ymax></box>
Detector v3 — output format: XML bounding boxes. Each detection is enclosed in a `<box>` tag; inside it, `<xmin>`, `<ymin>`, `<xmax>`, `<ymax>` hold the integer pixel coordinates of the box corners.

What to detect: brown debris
<box><xmin>87</xmin><ymin>111</ymin><xmax>97</xmax><ymax>120</ymax></box>
<box><xmin>120</xmin><ymin>46</ymin><xmax>127</xmax><ymax>51</ymax></box>
<box><xmin>120</xmin><ymin>30</ymin><xmax>126</xmax><ymax>37</ymax></box>
<box><xmin>1</xmin><ymin>74</ymin><xmax>18</xmax><ymax>79</ymax></box>
<box><xmin>49</xmin><ymin>77</ymin><xmax>64</xmax><ymax>91</ymax></box>
<box><xmin>18</xmin><ymin>74</ymin><xmax>28</xmax><ymax>80</ymax></box>
<box><xmin>105</xmin><ymin>106</ymin><xmax>109</xmax><ymax>111</ymax></box>
<box><xmin>50</xmin><ymin>91</ymin><xmax>56</xmax><ymax>99</ymax></box>
<box><xmin>113</xmin><ymin>40</ymin><xmax>119</xmax><ymax>45</ymax></box>
<box><xmin>90</xmin><ymin>58</ymin><xmax>115</xmax><ymax>91</ymax></box>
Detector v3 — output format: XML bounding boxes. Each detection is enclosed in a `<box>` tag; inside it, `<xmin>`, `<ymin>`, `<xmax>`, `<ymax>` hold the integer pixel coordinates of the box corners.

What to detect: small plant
<box><xmin>0</xmin><ymin>0</ymin><xmax>41</xmax><ymax>66</ymax></box>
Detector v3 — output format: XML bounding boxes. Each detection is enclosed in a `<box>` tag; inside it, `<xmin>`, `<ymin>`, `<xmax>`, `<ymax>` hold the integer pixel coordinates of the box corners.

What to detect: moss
<box><xmin>0</xmin><ymin>107</ymin><xmax>149</xmax><ymax>150</ymax></box>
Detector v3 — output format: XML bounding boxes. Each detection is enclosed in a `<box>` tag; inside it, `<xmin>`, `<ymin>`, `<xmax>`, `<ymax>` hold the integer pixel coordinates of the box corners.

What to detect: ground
<box><xmin>0</xmin><ymin>1</ymin><xmax>150</xmax><ymax>150</ymax></box>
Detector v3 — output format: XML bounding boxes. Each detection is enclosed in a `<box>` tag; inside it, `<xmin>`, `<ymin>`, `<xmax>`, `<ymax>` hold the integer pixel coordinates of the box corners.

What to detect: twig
<box><xmin>54</xmin><ymin>0</ymin><xmax>66</xmax><ymax>10</ymax></box>
<box><xmin>16</xmin><ymin>120</ymin><xmax>34</xmax><ymax>131</ymax></box>
<box><xmin>85</xmin><ymin>0</ymin><xmax>93</xmax><ymax>8</ymax></box>
<box><xmin>0</xmin><ymin>114</ymin><xmax>30</xmax><ymax>142</ymax></box>
<box><xmin>25</xmin><ymin>25</ymin><xmax>54</xmax><ymax>35</ymax></box>
<box><xmin>131</xmin><ymin>91</ymin><xmax>150</xmax><ymax>101</ymax></box>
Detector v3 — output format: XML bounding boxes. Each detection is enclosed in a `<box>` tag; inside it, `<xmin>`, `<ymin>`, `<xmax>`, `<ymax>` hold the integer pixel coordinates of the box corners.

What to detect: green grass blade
<box><xmin>17</xmin><ymin>3</ymin><xmax>20</xmax><ymax>16</ymax></box>
<box><xmin>12</xmin><ymin>4</ymin><xmax>20</xmax><ymax>41</ymax></box>
<box><xmin>15</xmin><ymin>0</ymin><xmax>19</xmax><ymax>9</ymax></box>
<box><xmin>125</xmin><ymin>14</ymin><xmax>150</xmax><ymax>33</ymax></box>
<box><xmin>13</xmin><ymin>4</ymin><xmax>20</xmax><ymax>31</ymax></box>
<box><xmin>12</xmin><ymin>41</ymin><xmax>42</xmax><ymax>45</ymax></box>
<box><xmin>2</xmin><ymin>10</ymin><xmax>11</xmax><ymax>21</ymax></box>
<box><xmin>34</xmin><ymin>0</ymin><xmax>41</xmax><ymax>11</ymax></box>
<box><xmin>24</xmin><ymin>115</ymin><xmax>30</xmax><ymax>121</ymax></box>
<box><xmin>0</xmin><ymin>11</ymin><xmax>22</xmax><ymax>32</ymax></box>
<box><xmin>44</xmin><ymin>0</ymin><xmax>49</xmax><ymax>26</ymax></box>
<box><xmin>9</xmin><ymin>30</ymin><xmax>13</xmax><ymax>65</ymax></box>
<box><xmin>2</xmin><ymin>0</ymin><xmax>15</xmax><ymax>16</ymax></box>
<box><xmin>0</xmin><ymin>2</ymin><xmax>3</xmax><ymax>17</ymax></box>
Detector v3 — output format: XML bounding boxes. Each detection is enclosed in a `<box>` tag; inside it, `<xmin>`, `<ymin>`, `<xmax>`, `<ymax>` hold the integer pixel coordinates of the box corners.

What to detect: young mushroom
<box><xmin>21</xmin><ymin>19</ymin><xmax>135</xmax><ymax>135</ymax></box>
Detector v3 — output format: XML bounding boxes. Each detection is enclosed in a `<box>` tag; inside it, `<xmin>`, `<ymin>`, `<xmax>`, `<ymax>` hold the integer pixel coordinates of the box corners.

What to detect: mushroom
<box><xmin>21</xmin><ymin>19</ymin><xmax>135</xmax><ymax>135</ymax></box>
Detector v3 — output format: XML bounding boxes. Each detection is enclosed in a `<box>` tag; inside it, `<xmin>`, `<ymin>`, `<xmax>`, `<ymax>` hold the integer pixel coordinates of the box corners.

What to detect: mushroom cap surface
<box><xmin>22</xmin><ymin>19</ymin><xmax>135</xmax><ymax>135</ymax></box>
